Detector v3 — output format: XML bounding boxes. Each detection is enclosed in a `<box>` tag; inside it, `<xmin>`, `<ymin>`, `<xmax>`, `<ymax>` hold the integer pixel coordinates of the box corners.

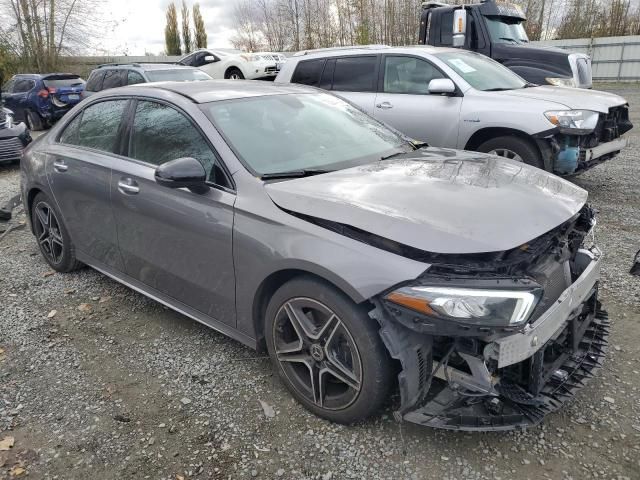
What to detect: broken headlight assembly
<box><xmin>385</xmin><ymin>286</ymin><xmax>541</xmax><ymax>327</ymax></box>
<box><xmin>545</xmin><ymin>109</ymin><xmax>599</xmax><ymax>134</ymax></box>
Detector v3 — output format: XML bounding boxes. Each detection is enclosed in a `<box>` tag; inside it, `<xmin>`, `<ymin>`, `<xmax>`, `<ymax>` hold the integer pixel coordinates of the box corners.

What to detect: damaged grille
<box><xmin>583</xmin><ymin>105</ymin><xmax>633</xmax><ymax>150</ymax></box>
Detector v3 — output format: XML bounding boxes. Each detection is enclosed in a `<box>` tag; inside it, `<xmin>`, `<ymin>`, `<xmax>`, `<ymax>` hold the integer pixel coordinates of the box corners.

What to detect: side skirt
<box><xmin>76</xmin><ymin>252</ymin><xmax>257</xmax><ymax>350</ymax></box>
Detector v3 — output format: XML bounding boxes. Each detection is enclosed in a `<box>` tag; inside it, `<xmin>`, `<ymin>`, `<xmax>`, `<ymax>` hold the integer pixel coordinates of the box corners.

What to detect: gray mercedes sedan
<box><xmin>20</xmin><ymin>81</ymin><xmax>609</xmax><ymax>431</ymax></box>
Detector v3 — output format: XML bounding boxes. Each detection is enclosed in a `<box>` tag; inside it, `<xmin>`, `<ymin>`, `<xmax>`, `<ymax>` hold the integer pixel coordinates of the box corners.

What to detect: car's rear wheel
<box><xmin>265</xmin><ymin>277</ymin><xmax>393</xmax><ymax>424</ymax></box>
<box><xmin>25</xmin><ymin>110</ymin><xmax>45</xmax><ymax>131</ymax></box>
<box><xmin>225</xmin><ymin>67</ymin><xmax>245</xmax><ymax>80</ymax></box>
<box><xmin>477</xmin><ymin>136</ymin><xmax>545</xmax><ymax>170</ymax></box>
<box><xmin>31</xmin><ymin>192</ymin><xmax>82</xmax><ymax>272</ymax></box>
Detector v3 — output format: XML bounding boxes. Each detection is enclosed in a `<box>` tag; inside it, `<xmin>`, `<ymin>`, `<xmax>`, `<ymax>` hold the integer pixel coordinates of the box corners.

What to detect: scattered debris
<box><xmin>113</xmin><ymin>414</ymin><xmax>131</xmax><ymax>423</ymax></box>
<box><xmin>47</xmin><ymin>310</ymin><xmax>57</xmax><ymax>318</ymax></box>
<box><xmin>180</xmin><ymin>397</ymin><xmax>192</xmax><ymax>405</ymax></box>
<box><xmin>0</xmin><ymin>436</ymin><xmax>15</xmax><ymax>451</ymax></box>
<box><xmin>41</xmin><ymin>270</ymin><xmax>55</xmax><ymax>278</ymax></box>
<box><xmin>77</xmin><ymin>303</ymin><xmax>92</xmax><ymax>313</ymax></box>
<box><xmin>258</xmin><ymin>400</ymin><xmax>275</xmax><ymax>418</ymax></box>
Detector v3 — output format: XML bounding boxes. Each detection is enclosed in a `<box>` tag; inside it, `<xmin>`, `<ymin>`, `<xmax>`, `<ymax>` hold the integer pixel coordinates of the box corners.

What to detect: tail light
<box><xmin>37</xmin><ymin>89</ymin><xmax>49</xmax><ymax>98</ymax></box>
<box><xmin>47</xmin><ymin>86</ymin><xmax>57</xmax><ymax>94</ymax></box>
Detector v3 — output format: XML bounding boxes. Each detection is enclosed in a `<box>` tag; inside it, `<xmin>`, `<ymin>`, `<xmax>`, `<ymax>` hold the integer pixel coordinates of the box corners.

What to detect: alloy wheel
<box><xmin>272</xmin><ymin>298</ymin><xmax>363</xmax><ymax>411</ymax></box>
<box><xmin>488</xmin><ymin>148</ymin><xmax>524</xmax><ymax>163</ymax></box>
<box><xmin>229</xmin><ymin>73</ymin><xmax>242</xmax><ymax>80</ymax></box>
<box><xmin>34</xmin><ymin>201</ymin><xmax>64</xmax><ymax>264</ymax></box>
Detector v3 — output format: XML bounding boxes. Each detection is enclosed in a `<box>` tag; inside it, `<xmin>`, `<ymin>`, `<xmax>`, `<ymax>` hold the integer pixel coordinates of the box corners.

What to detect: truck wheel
<box><xmin>265</xmin><ymin>276</ymin><xmax>393</xmax><ymax>424</ymax></box>
<box><xmin>477</xmin><ymin>136</ymin><xmax>544</xmax><ymax>170</ymax></box>
<box><xmin>225</xmin><ymin>68</ymin><xmax>244</xmax><ymax>80</ymax></box>
<box><xmin>25</xmin><ymin>110</ymin><xmax>44</xmax><ymax>131</ymax></box>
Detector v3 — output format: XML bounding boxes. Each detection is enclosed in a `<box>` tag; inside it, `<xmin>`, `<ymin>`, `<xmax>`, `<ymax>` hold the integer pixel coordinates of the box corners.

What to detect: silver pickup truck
<box><xmin>276</xmin><ymin>45</ymin><xmax>632</xmax><ymax>176</ymax></box>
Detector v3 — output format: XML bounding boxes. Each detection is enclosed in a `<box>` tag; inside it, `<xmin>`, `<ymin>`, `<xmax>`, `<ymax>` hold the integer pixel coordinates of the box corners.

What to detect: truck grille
<box><xmin>0</xmin><ymin>137</ymin><xmax>24</xmax><ymax>162</ymax></box>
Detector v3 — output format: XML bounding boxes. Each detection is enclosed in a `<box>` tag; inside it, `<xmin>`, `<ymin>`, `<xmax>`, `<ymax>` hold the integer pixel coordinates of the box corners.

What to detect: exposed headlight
<box><xmin>5</xmin><ymin>113</ymin><xmax>13</xmax><ymax>128</ymax></box>
<box><xmin>386</xmin><ymin>286</ymin><xmax>540</xmax><ymax>326</ymax></box>
<box><xmin>545</xmin><ymin>110</ymin><xmax>599</xmax><ymax>133</ymax></box>
<box><xmin>546</xmin><ymin>77</ymin><xmax>577</xmax><ymax>87</ymax></box>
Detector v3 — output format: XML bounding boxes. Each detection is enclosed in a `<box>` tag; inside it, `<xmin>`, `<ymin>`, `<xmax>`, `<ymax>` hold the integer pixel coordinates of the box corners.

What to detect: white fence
<box><xmin>533</xmin><ymin>35</ymin><xmax>640</xmax><ymax>82</ymax></box>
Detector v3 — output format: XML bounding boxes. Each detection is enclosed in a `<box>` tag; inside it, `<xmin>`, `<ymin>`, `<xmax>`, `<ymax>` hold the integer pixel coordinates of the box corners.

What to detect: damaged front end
<box><xmin>538</xmin><ymin>105</ymin><xmax>632</xmax><ymax>175</ymax></box>
<box><xmin>371</xmin><ymin>206</ymin><xmax>609</xmax><ymax>431</ymax></box>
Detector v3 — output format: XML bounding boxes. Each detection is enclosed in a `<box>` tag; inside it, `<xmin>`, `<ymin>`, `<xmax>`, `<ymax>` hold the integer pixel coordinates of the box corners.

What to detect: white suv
<box><xmin>276</xmin><ymin>46</ymin><xmax>632</xmax><ymax>175</ymax></box>
<box><xmin>179</xmin><ymin>49</ymin><xmax>281</xmax><ymax>80</ymax></box>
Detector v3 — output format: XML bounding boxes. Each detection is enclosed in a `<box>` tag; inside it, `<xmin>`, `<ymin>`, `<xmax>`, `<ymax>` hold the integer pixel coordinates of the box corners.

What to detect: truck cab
<box><xmin>419</xmin><ymin>0</ymin><xmax>593</xmax><ymax>88</ymax></box>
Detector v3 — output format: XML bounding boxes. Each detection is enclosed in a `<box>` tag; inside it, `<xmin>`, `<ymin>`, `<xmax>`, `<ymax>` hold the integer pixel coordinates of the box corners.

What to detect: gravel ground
<box><xmin>1</xmin><ymin>84</ymin><xmax>639</xmax><ymax>480</ymax></box>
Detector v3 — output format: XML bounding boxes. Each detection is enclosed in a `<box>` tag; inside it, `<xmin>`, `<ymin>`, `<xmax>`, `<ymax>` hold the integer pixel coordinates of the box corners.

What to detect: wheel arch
<box><xmin>26</xmin><ymin>186</ymin><xmax>44</xmax><ymax>233</ymax></box>
<box><xmin>224</xmin><ymin>65</ymin><xmax>244</xmax><ymax>78</ymax></box>
<box><xmin>251</xmin><ymin>267</ymin><xmax>367</xmax><ymax>353</ymax></box>
<box><xmin>464</xmin><ymin>127</ymin><xmax>539</xmax><ymax>152</ymax></box>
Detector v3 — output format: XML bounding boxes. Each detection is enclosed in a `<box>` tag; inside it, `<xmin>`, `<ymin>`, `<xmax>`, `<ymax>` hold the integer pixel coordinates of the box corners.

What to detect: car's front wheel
<box><xmin>31</xmin><ymin>192</ymin><xmax>83</xmax><ymax>272</ymax></box>
<box><xmin>265</xmin><ymin>277</ymin><xmax>393</xmax><ymax>424</ymax></box>
<box><xmin>225</xmin><ymin>67</ymin><xmax>245</xmax><ymax>80</ymax></box>
<box><xmin>477</xmin><ymin>136</ymin><xmax>544</xmax><ymax>170</ymax></box>
<box><xmin>25</xmin><ymin>110</ymin><xmax>45</xmax><ymax>131</ymax></box>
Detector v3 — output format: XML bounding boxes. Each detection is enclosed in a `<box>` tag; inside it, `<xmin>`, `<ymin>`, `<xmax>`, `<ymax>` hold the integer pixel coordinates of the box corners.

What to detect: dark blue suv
<box><xmin>1</xmin><ymin>74</ymin><xmax>85</xmax><ymax>131</ymax></box>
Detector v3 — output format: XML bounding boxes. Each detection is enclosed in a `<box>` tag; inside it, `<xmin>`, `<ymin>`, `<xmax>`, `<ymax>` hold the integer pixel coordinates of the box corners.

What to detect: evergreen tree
<box><xmin>193</xmin><ymin>3</ymin><xmax>208</xmax><ymax>48</ymax></box>
<box><xmin>181</xmin><ymin>1</ymin><xmax>193</xmax><ymax>54</ymax></box>
<box><xmin>165</xmin><ymin>3</ymin><xmax>182</xmax><ymax>56</ymax></box>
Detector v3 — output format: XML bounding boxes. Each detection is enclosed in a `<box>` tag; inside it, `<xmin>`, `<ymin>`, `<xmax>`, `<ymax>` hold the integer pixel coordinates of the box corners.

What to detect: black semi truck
<box><xmin>418</xmin><ymin>0</ymin><xmax>593</xmax><ymax>88</ymax></box>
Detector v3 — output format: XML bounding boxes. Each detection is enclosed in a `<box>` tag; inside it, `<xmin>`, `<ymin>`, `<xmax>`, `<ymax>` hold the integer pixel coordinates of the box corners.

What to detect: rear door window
<box><xmin>101</xmin><ymin>70</ymin><xmax>125</xmax><ymax>90</ymax></box>
<box><xmin>332</xmin><ymin>56</ymin><xmax>377</xmax><ymax>92</ymax></box>
<box><xmin>13</xmin><ymin>79</ymin><xmax>36</xmax><ymax>93</ymax></box>
<box><xmin>86</xmin><ymin>71</ymin><xmax>105</xmax><ymax>91</ymax></box>
<box><xmin>63</xmin><ymin>100</ymin><xmax>128</xmax><ymax>153</ymax></box>
<box><xmin>291</xmin><ymin>59</ymin><xmax>325</xmax><ymax>86</ymax></box>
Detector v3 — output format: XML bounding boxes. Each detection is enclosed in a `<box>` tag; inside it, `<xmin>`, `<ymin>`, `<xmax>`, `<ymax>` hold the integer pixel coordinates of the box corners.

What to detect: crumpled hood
<box><xmin>266</xmin><ymin>149</ymin><xmax>588</xmax><ymax>255</ymax></box>
<box><xmin>500</xmin><ymin>86</ymin><xmax>627</xmax><ymax>113</ymax></box>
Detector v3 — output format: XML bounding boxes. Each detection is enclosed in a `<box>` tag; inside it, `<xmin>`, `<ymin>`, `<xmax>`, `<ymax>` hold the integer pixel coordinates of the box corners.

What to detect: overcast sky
<box><xmin>101</xmin><ymin>0</ymin><xmax>239</xmax><ymax>55</ymax></box>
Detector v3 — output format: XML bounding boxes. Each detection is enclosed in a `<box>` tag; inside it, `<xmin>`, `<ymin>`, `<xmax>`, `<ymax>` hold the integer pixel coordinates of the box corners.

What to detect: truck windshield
<box><xmin>484</xmin><ymin>16</ymin><xmax>529</xmax><ymax>44</ymax></box>
<box><xmin>436</xmin><ymin>51</ymin><xmax>528</xmax><ymax>91</ymax></box>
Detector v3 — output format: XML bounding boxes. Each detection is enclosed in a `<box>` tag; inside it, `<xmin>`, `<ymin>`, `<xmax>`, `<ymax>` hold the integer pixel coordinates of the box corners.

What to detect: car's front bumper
<box><xmin>0</xmin><ymin>122</ymin><xmax>31</xmax><ymax>164</ymax></box>
<box><xmin>374</xmin><ymin>247</ymin><xmax>609</xmax><ymax>431</ymax></box>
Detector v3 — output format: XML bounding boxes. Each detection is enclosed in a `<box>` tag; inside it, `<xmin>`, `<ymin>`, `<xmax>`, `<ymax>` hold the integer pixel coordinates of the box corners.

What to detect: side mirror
<box><xmin>155</xmin><ymin>157</ymin><xmax>208</xmax><ymax>192</ymax></box>
<box><xmin>453</xmin><ymin>9</ymin><xmax>467</xmax><ymax>48</ymax></box>
<box><xmin>204</xmin><ymin>55</ymin><xmax>217</xmax><ymax>64</ymax></box>
<box><xmin>428</xmin><ymin>78</ymin><xmax>456</xmax><ymax>95</ymax></box>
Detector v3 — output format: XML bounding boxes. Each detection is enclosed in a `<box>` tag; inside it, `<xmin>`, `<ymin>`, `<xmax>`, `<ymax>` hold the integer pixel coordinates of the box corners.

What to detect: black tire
<box><xmin>477</xmin><ymin>136</ymin><xmax>545</xmax><ymax>170</ymax></box>
<box><xmin>225</xmin><ymin>67</ymin><xmax>245</xmax><ymax>80</ymax></box>
<box><xmin>265</xmin><ymin>276</ymin><xmax>393</xmax><ymax>424</ymax></box>
<box><xmin>25</xmin><ymin>110</ymin><xmax>44</xmax><ymax>131</ymax></box>
<box><xmin>31</xmin><ymin>192</ymin><xmax>83</xmax><ymax>272</ymax></box>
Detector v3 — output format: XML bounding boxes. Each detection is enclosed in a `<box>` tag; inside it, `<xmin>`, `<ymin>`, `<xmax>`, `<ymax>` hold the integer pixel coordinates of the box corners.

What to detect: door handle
<box><xmin>376</xmin><ymin>101</ymin><xmax>393</xmax><ymax>110</ymax></box>
<box><xmin>53</xmin><ymin>160</ymin><xmax>68</xmax><ymax>172</ymax></box>
<box><xmin>117</xmin><ymin>178</ymin><xmax>140</xmax><ymax>195</ymax></box>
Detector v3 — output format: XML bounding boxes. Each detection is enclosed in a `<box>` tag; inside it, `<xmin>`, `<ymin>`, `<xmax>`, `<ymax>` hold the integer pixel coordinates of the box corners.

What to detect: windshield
<box><xmin>146</xmin><ymin>69</ymin><xmax>211</xmax><ymax>82</ymax></box>
<box><xmin>484</xmin><ymin>16</ymin><xmax>529</xmax><ymax>44</ymax></box>
<box><xmin>205</xmin><ymin>93</ymin><xmax>409</xmax><ymax>176</ymax></box>
<box><xmin>436</xmin><ymin>51</ymin><xmax>527</xmax><ymax>91</ymax></box>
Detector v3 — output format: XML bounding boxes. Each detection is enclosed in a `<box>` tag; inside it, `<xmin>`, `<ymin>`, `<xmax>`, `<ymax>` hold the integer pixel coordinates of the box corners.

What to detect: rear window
<box><xmin>332</xmin><ymin>56</ymin><xmax>377</xmax><ymax>92</ymax></box>
<box><xmin>86</xmin><ymin>71</ymin><xmax>105</xmax><ymax>92</ymax></box>
<box><xmin>291</xmin><ymin>59</ymin><xmax>325</xmax><ymax>86</ymax></box>
<box><xmin>43</xmin><ymin>76</ymin><xmax>84</xmax><ymax>89</ymax></box>
<box><xmin>145</xmin><ymin>69</ymin><xmax>211</xmax><ymax>82</ymax></box>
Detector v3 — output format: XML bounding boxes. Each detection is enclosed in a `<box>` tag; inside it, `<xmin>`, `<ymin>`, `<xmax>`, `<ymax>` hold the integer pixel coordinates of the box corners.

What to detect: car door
<box><xmin>109</xmin><ymin>99</ymin><xmax>236</xmax><ymax>324</ymax></box>
<box><xmin>373</xmin><ymin>55</ymin><xmax>463</xmax><ymax>147</ymax></box>
<box><xmin>4</xmin><ymin>78</ymin><xmax>35</xmax><ymax>122</ymax></box>
<box><xmin>47</xmin><ymin>99</ymin><xmax>129</xmax><ymax>270</ymax></box>
<box><xmin>325</xmin><ymin>56</ymin><xmax>378</xmax><ymax>115</ymax></box>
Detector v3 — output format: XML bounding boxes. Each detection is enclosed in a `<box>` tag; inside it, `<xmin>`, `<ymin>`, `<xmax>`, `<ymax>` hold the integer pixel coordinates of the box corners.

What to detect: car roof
<box><xmin>14</xmin><ymin>73</ymin><xmax>78</xmax><ymax>79</ymax></box>
<box><xmin>291</xmin><ymin>45</ymin><xmax>462</xmax><ymax>59</ymax></box>
<box><xmin>97</xmin><ymin>79</ymin><xmax>314</xmax><ymax>103</ymax></box>
<box><xmin>96</xmin><ymin>63</ymin><xmax>195</xmax><ymax>72</ymax></box>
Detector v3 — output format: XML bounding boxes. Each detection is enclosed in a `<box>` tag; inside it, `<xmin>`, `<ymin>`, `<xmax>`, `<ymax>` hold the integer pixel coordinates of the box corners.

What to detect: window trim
<box><xmin>377</xmin><ymin>54</ymin><xmax>462</xmax><ymax>97</ymax></box>
<box><xmin>329</xmin><ymin>54</ymin><xmax>380</xmax><ymax>93</ymax></box>
<box><xmin>124</xmin><ymin>97</ymin><xmax>236</xmax><ymax>193</ymax></box>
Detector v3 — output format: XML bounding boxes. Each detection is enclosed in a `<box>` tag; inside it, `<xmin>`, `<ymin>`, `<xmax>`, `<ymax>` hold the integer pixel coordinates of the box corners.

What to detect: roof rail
<box><xmin>421</xmin><ymin>2</ymin><xmax>449</xmax><ymax>10</ymax></box>
<box><xmin>292</xmin><ymin>45</ymin><xmax>391</xmax><ymax>57</ymax></box>
<box><xmin>96</xmin><ymin>63</ymin><xmax>142</xmax><ymax>69</ymax></box>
